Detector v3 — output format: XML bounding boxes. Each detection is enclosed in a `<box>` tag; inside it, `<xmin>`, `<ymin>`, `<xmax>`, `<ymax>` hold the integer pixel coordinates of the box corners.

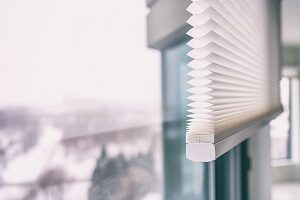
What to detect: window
<box><xmin>162</xmin><ymin>40</ymin><xmax>249</xmax><ymax>200</ymax></box>
<box><xmin>0</xmin><ymin>1</ymin><xmax>163</xmax><ymax>199</ymax></box>
<box><xmin>270</xmin><ymin>73</ymin><xmax>300</xmax><ymax>161</ymax></box>
<box><xmin>162</xmin><ymin>41</ymin><xmax>210</xmax><ymax>200</ymax></box>
<box><xmin>270</xmin><ymin>78</ymin><xmax>291</xmax><ymax>160</ymax></box>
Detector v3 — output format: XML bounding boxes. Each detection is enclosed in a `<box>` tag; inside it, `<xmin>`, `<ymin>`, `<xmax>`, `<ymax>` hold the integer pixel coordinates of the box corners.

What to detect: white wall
<box><xmin>248</xmin><ymin>125</ymin><xmax>272</xmax><ymax>200</ymax></box>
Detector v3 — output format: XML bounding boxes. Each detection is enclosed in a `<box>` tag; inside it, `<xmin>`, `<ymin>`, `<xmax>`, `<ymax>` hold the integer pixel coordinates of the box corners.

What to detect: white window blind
<box><xmin>186</xmin><ymin>0</ymin><xmax>282</xmax><ymax>162</ymax></box>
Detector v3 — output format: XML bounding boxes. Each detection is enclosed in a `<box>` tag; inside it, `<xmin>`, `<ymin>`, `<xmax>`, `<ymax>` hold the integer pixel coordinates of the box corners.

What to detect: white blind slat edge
<box><xmin>186</xmin><ymin>107</ymin><xmax>282</xmax><ymax>162</ymax></box>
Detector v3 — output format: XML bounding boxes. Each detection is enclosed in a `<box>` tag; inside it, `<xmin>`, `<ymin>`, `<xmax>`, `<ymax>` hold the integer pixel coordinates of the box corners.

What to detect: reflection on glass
<box><xmin>162</xmin><ymin>43</ymin><xmax>209</xmax><ymax>200</ymax></box>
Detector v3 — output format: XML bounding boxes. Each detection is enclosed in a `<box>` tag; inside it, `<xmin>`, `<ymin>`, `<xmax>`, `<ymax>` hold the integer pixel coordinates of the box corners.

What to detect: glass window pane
<box><xmin>0</xmin><ymin>1</ymin><xmax>163</xmax><ymax>199</ymax></box>
<box><xmin>162</xmin><ymin>42</ymin><xmax>209</xmax><ymax>200</ymax></box>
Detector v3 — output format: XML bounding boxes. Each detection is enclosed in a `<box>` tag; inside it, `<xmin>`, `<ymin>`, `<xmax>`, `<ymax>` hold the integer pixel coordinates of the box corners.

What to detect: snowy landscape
<box><xmin>0</xmin><ymin>103</ymin><xmax>162</xmax><ymax>200</ymax></box>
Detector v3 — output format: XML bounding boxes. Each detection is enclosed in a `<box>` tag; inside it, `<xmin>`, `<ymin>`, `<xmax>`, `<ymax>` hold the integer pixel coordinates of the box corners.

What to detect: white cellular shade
<box><xmin>186</xmin><ymin>0</ymin><xmax>282</xmax><ymax>161</ymax></box>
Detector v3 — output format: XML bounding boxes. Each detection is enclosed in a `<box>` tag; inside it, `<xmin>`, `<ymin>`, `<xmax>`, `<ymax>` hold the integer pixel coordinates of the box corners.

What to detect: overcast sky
<box><xmin>0</xmin><ymin>0</ymin><xmax>160</xmax><ymax>108</ymax></box>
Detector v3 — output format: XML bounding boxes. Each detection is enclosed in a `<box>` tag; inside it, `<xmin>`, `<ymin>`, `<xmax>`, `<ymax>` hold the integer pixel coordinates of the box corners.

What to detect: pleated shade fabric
<box><xmin>186</xmin><ymin>0</ymin><xmax>282</xmax><ymax>144</ymax></box>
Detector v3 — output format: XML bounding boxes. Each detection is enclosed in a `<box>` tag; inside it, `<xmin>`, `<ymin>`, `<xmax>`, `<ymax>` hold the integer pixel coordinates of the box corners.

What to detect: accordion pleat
<box><xmin>186</xmin><ymin>0</ymin><xmax>279</xmax><ymax>143</ymax></box>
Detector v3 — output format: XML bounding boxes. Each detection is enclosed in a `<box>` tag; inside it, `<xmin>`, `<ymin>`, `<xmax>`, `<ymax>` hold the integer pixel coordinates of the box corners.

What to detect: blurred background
<box><xmin>271</xmin><ymin>0</ymin><xmax>300</xmax><ymax>200</ymax></box>
<box><xmin>0</xmin><ymin>0</ymin><xmax>162</xmax><ymax>199</ymax></box>
<box><xmin>0</xmin><ymin>0</ymin><xmax>299</xmax><ymax>200</ymax></box>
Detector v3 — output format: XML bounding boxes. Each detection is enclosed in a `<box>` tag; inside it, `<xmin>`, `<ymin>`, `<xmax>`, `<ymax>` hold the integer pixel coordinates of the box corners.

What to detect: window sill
<box><xmin>272</xmin><ymin>159</ymin><xmax>295</xmax><ymax>167</ymax></box>
<box><xmin>272</xmin><ymin>160</ymin><xmax>300</xmax><ymax>183</ymax></box>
